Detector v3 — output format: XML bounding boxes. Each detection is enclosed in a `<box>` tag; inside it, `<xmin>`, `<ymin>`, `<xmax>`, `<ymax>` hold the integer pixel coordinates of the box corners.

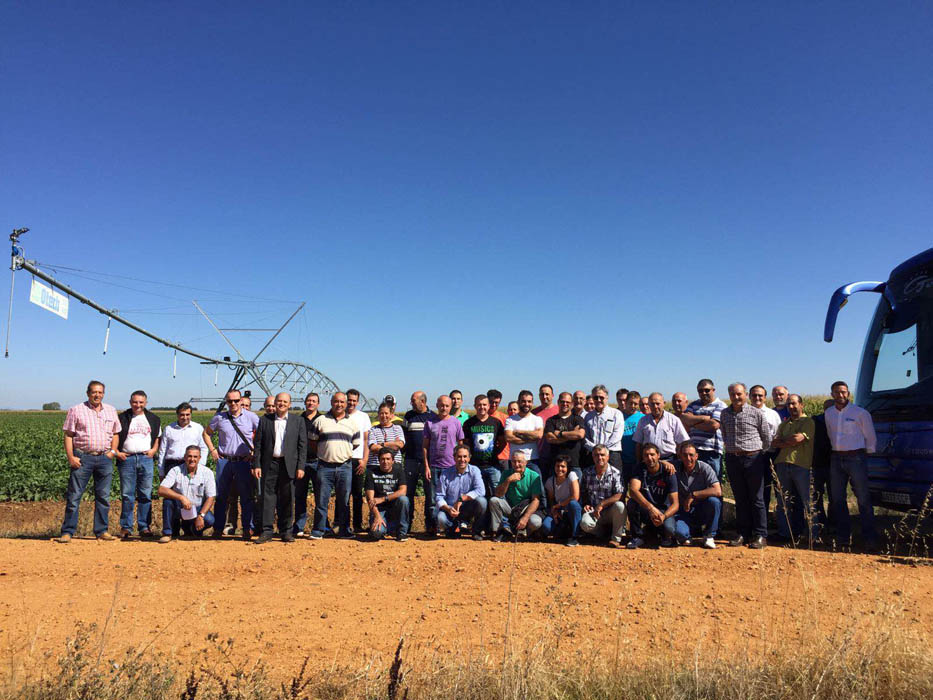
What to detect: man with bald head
<box><xmin>402</xmin><ymin>391</ymin><xmax>437</xmax><ymax>534</ymax></box>
<box><xmin>308</xmin><ymin>392</ymin><xmax>361</xmax><ymax>539</ymax></box>
<box><xmin>633</xmin><ymin>392</ymin><xmax>690</xmax><ymax>463</ymax></box>
<box><xmin>252</xmin><ymin>392</ymin><xmax>307</xmax><ymax>543</ymax></box>
<box><xmin>423</xmin><ymin>394</ymin><xmax>465</xmax><ymax>533</ymax></box>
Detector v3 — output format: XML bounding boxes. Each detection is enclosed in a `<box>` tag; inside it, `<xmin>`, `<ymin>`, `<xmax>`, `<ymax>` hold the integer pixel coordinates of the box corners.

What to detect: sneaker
<box><xmin>681</xmin><ymin>537</ymin><xmax>692</xmax><ymax>547</ymax></box>
<box><xmin>702</xmin><ymin>537</ymin><xmax>717</xmax><ymax>549</ymax></box>
<box><xmin>54</xmin><ymin>534</ymin><xmax>72</xmax><ymax>544</ymax></box>
<box><xmin>294</xmin><ymin>531</ymin><xmax>306</xmax><ymax>538</ymax></box>
<box><xmin>397</xmin><ymin>534</ymin><xmax>409</xmax><ymax>542</ymax></box>
<box><xmin>97</xmin><ymin>532</ymin><xmax>117</xmax><ymax>541</ymax></box>
<box><xmin>223</xmin><ymin>524</ymin><xmax>235</xmax><ymax>536</ymax></box>
<box><xmin>308</xmin><ymin>532</ymin><xmax>323</xmax><ymax>540</ymax></box>
<box><xmin>565</xmin><ymin>538</ymin><xmax>579</xmax><ymax>547</ymax></box>
<box><xmin>626</xmin><ymin>537</ymin><xmax>645</xmax><ymax>550</ymax></box>
<box><xmin>158</xmin><ymin>535</ymin><xmax>172</xmax><ymax>544</ymax></box>
<box><xmin>336</xmin><ymin>530</ymin><xmax>356</xmax><ymax>540</ymax></box>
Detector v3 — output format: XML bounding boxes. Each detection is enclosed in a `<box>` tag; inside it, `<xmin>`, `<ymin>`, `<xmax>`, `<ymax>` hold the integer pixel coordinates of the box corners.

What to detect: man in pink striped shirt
<box><xmin>56</xmin><ymin>380</ymin><xmax>121</xmax><ymax>543</ymax></box>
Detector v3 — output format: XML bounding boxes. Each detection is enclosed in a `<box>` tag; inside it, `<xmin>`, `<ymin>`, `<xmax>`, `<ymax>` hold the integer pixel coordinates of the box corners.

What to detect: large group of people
<box><xmin>54</xmin><ymin>377</ymin><xmax>881</xmax><ymax>551</ymax></box>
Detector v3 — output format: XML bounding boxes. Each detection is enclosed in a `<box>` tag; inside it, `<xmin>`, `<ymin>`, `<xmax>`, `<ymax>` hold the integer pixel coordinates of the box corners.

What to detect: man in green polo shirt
<box><xmin>488</xmin><ymin>452</ymin><xmax>543</xmax><ymax>541</ymax></box>
<box><xmin>771</xmin><ymin>394</ymin><xmax>817</xmax><ymax>544</ymax></box>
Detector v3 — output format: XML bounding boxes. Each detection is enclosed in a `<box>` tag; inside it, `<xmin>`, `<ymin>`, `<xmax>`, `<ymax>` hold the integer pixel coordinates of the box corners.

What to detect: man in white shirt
<box><xmin>824</xmin><ymin>380</ymin><xmax>879</xmax><ymax>550</ymax></box>
<box><xmin>158</xmin><ymin>402</ymin><xmax>209</xmax><ymax>476</ymax></box>
<box><xmin>633</xmin><ymin>392</ymin><xmax>690</xmax><ymax>463</ymax></box>
<box><xmin>346</xmin><ymin>388</ymin><xmax>372</xmax><ymax>534</ymax></box>
<box><xmin>114</xmin><ymin>390</ymin><xmax>162</xmax><ymax>539</ymax></box>
<box><xmin>583</xmin><ymin>384</ymin><xmax>626</xmax><ymax>469</ymax></box>
<box><xmin>158</xmin><ymin>445</ymin><xmax>216</xmax><ymax>542</ymax></box>
<box><xmin>504</xmin><ymin>390</ymin><xmax>545</xmax><ymax>474</ymax></box>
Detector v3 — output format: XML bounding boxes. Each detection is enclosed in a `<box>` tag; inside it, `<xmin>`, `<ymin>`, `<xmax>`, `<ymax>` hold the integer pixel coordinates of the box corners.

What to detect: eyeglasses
<box><xmin>225</xmin><ymin>399</ymin><xmax>239</xmax><ymax>404</ymax></box>
<box><xmin>698</xmin><ymin>388</ymin><xmax>713</xmax><ymax>393</ymax></box>
<box><xmin>593</xmin><ymin>396</ymin><xmax>607</xmax><ymax>402</ymax></box>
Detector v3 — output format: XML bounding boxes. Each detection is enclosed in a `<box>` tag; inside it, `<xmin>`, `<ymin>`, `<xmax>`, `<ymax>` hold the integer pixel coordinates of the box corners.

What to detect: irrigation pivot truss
<box><xmin>5</xmin><ymin>228</ymin><xmax>378</xmax><ymax>411</ymax></box>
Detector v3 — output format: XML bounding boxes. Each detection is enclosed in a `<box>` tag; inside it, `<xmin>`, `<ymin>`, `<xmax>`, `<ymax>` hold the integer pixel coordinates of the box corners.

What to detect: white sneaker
<box><xmin>626</xmin><ymin>537</ymin><xmax>645</xmax><ymax>550</ymax></box>
<box><xmin>223</xmin><ymin>524</ymin><xmax>235</xmax><ymax>536</ymax></box>
<box><xmin>702</xmin><ymin>537</ymin><xmax>717</xmax><ymax>549</ymax></box>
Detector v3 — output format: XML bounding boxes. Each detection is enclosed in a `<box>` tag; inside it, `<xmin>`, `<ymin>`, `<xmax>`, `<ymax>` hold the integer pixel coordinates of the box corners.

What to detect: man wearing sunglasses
<box><xmin>583</xmin><ymin>385</ymin><xmax>625</xmax><ymax>471</ymax></box>
<box><xmin>680</xmin><ymin>379</ymin><xmax>727</xmax><ymax>477</ymax></box>
<box><xmin>206</xmin><ymin>388</ymin><xmax>260</xmax><ymax>540</ymax></box>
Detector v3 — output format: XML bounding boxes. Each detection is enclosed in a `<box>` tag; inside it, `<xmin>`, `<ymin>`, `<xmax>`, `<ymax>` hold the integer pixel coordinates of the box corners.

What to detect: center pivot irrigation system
<box><xmin>5</xmin><ymin>228</ymin><xmax>378</xmax><ymax>411</ymax></box>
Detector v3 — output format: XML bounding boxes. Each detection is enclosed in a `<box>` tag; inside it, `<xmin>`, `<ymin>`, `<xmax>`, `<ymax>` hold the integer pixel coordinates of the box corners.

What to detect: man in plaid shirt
<box><xmin>579</xmin><ymin>444</ymin><xmax>627</xmax><ymax>547</ymax></box>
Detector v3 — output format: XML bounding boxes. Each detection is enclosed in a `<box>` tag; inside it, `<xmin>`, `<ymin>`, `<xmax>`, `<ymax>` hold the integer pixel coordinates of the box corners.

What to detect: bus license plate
<box><xmin>881</xmin><ymin>491</ymin><xmax>911</xmax><ymax>505</ymax></box>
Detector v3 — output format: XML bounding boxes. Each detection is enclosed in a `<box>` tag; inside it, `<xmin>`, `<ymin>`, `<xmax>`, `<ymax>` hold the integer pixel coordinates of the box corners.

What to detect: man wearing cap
<box><xmin>372</xmin><ymin>395</ymin><xmax>404</xmax><ymax>426</ymax></box>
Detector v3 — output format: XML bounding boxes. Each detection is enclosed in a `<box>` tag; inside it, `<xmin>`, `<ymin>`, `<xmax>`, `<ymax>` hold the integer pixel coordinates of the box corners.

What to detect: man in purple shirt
<box><xmin>422</xmin><ymin>394</ymin><xmax>464</xmax><ymax>534</ymax></box>
<box><xmin>206</xmin><ymin>388</ymin><xmax>260</xmax><ymax>540</ymax></box>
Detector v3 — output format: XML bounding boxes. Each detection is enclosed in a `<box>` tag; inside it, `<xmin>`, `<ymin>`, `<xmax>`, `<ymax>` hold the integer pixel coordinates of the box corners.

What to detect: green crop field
<box><xmin>0</xmin><ymin>397</ymin><xmax>833</xmax><ymax>502</ymax></box>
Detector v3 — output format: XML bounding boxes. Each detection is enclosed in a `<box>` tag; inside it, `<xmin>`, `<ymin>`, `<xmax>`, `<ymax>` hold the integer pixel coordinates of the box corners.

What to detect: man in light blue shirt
<box><xmin>620</xmin><ymin>391</ymin><xmax>645</xmax><ymax>483</ymax></box>
<box><xmin>435</xmin><ymin>444</ymin><xmax>487</xmax><ymax>540</ymax></box>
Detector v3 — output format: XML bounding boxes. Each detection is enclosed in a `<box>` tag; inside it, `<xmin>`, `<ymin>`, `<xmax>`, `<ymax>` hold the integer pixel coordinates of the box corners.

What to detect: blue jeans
<box><xmin>775</xmin><ymin>463</ymin><xmax>819</xmax><ymax>540</ymax></box>
<box><xmin>293</xmin><ymin>459</ymin><xmax>318</xmax><ymax>534</ymax></box>
<box><xmin>437</xmin><ymin>497</ymin><xmax>488</xmax><ymax>535</ymax></box>
<box><xmin>404</xmin><ymin>458</ymin><xmax>435</xmax><ymax>531</ymax></box>
<box><xmin>369</xmin><ymin>496</ymin><xmax>411</xmax><ymax>539</ymax></box>
<box><xmin>696</xmin><ymin>450</ymin><xmax>722</xmax><ymax>479</ymax></box>
<box><xmin>830</xmin><ymin>451</ymin><xmax>877</xmax><ymax>542</ymax></box>
<box><xmin>117</xmin><ymin>453</ymin><xmax>154</xmax><ymax>532</ymax></box>
<box><xmin>725</xmin><ymin>452</ymin><xmax>768</xmax><ymax>539</ymax></box>
<box><xmin>61</xmin><ymin>451</ymin><xmax>113</xmax><ymax>536</ymax></box>
<box><xmin>674</xmin><ymin>496</ymin><xmax>722</xmax><ymax>541</ymax></box>
<box><xmin>161</xmin><ymin>499</ymin><xmax>216</xmax><ymax>537</ymax></box>
<box><xmin>213</xmin><ymin>458</ymin><xmax>255</xmax><ymax>535</ymax></box>
<box><xmin>313</xmin><ymin>460</ymin><xmax>352</xmax><ymax>537</ymax></box>
<box><xmin>540</xmin><ymin>499</ymin><xmax>583</xmax><ymax>539</ymax></box>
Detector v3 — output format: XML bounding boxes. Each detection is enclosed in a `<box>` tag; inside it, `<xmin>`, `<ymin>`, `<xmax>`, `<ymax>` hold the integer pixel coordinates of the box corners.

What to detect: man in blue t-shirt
<box><xmin>621</xmin><ymin>392</ymin><xmax>645</xmax><ymax>484</ymax></box>
<box><xmin>626</xmin><ymin>443</ymin><xmax>680</xmax><ymax>549</ymax></box>
<box><xmin>402</xmin><ymin>391</ymin><xmax>437</xmax><ymax>533</ymax></box>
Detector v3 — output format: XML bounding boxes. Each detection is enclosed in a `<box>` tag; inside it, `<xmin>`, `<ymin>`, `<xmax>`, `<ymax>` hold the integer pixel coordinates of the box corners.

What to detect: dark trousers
<box><xmin>351</xmin><ymin>458</ymin><xmax>369</xmax><ymax>531</ymax></box>
<box><xmin>261</xmin><ymin>457</ymin><xmax>295</xmax><ymax>535</ymax></box>
<box><xmin>811</xmin><ymin>464</ymin><xmax>833</xmax><ymax>531</ymax></box>
<box><xmin>294</xmin><ymin>459</ymin><xmax>318</xmax><ymax>534</ymax></box>
<box><xmin>725</xmin><ymin>452</ymin><xmax>768</xmax><ymax>539</ymax></box>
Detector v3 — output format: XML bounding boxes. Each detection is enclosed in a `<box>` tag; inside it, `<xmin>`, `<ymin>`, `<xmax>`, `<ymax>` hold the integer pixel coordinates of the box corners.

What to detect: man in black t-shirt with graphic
<box><xmin>544</xmin><ymin>392</ymin><xmax>586</xmax><ymax>480</ymax></box>
<box><xmin>627</xmin><ymin>443</ymin><xmax>680</xmax><ymax>549</ymax></box>
<box><xmin>364</xmin><ymin>448</ymin><xmax>410</xmax><ymax>541</ymax></box>
<box><xmin>463</xmin><ymin>394</ymin><xmax>507</xmax><ymax>497</ymax></box>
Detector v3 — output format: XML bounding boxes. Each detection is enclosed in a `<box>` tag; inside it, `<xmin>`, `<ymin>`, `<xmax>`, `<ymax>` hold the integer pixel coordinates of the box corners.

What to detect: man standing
<box><xmin>673</xmin><ymin>443</ymin><xmax>722</xmax><ymax>549</ymax></box>
<box><xmin>157</xmin><ymin>445</ymin><xmax>216</xmax><ymax>542</ymax></box>
<box><xmin>402</xmin><ymin>391</ymin><xmax>437</xmax><ymax>534</ymax></box>
<box><xmin>293</xmin><ymin>392</ymin><xmax>320</xmax><ymax>537</ymax></box>
<box><xmin>487</xmin><ymin>389</ymin><xmax>510</xmax><ymax>469</ymax></box>
<box><xmin>489</xmin><ymin>452</ymin><xmax>544</xmax><ymax>541</ymax></box>
<box><xmin>206</xmin><ymin>388</ymin><xmax>260</xmax><ymax>540</ymax></box>
<box><xmin>620</xmin><ymin>392</ymin><xmax>645</xmax><ymax>483</ymax></box>
<box><xmin>720</xmin><ymin>383</ymin><xmax>772</xmax><ymax>549</ymax></box>
<box><xmin>252</xmin><ymin>393</ymin><xmax>307</xmax><ymax>543</ymax></box>
<box><xmin>262</xmin><ymin>395</ymin><xmax>276</xmax><ymax>415</ymax></box>
<box><xmin>681</xmin><ymin>379</ymin><xmax>727</xmax><ymax>477</ymax></box>
<box><xmin>627</xmin><ymin>443</ymin><xmax>680</xmax><ymax>549</ymax></box>
<box><xmin>435</xmin><ymin>445</ymin><xmax>487</xmax><ymax>540</ymax></box>
<box><xmin>463</xmin><ymin>394</ymin><xmax>506</xmax><ymax>499</ymax></box>
<box><xmin>825</xmin><ymin>381</ymin><xmax>879</xmax><ymax>550</ymax></box>
<box><xmin>670</xmin><ymin>392</ymin><xmax>689</xmax><ymax>417</ymax></box>
<box><xmin>157</xmin><ymin>402</ymin><xmax>210</xmax><ymax>533</ymax></box>
<box><xmin>365</xmin><ymin>448</ymin><xmax>410</xmax><ymax>541</ymax></box>
<box><xmin>543</xmin><ymin>392</ymin><xmax>586</xmax><ymax>479</ymax></box>
<box><xmin>372</xmin><ymin>394</ymin><xmax>404</xmax><ymax>426</ymax></box>
<box><xmin>579</xmin><ymin>444</ymin><xmax>627</xmax><ymax>547</ymax></box>
<box><xmin>770</xmin><ymin>394</ymin><xmax>817</xmax><ymax>544</ymax></box>
<box><xmin>308</xmin><ymin>392</ymin><xmax>360</xmax><ymax>539</ymax></box>
<box><xmin>750</xmin><ymin>384</ymin><xmax>782</xmax><ymax>529</ymax></box>
<box><xmin>505</xmin><ymin>390</ymin><xmax>545</xmax><ymax>474</ymax></box>
<box><xmin>346</xmin><ymin>389</ymin><xmax>372</xmax><ymax>535</ymax></box>
<box><xmin>583</xmin><ymin>385</ymin><xmax>626</xmax><ymax>469</ymax></box>
<box><xmin>572</xmin><ymin>390</ymin><xmax>588</xmax><ymax>420</ymax></box>
<box><xmin>633</xmin><ymin>392</ymin><xmax>690</xmax><ymax>462</ymax></box>
<box><xmin>533</xmin><ymin>384</ymin><xmax>559</xmax><ymax>422</ymax></box>
<box><xmin>114</xmin><ymin>390</ymin><xmax>162</xmax><ymax>538</ymax></box>
<box><xmin>423</xmin><ymin>395</ymin><xmax>465</xmax><ymax>533</ymax></box>
<box><xmin>449</xmin><ymin>389</ymin><xmax>470</xmax><ymax>425</ymax></box>
<box><xmin>772</xmin><ymin>386</ymin><xmax>790</xmax><ymax>421</ymax></box>
<box><xmin>56</xmin><ymin>380</ymin><xmax>121</xmax><ymax>543</ymax></box>
<box><xmin>615</xmin><ymin>388</ymin><xmax>629</xmax><ymax>410</ymax></box>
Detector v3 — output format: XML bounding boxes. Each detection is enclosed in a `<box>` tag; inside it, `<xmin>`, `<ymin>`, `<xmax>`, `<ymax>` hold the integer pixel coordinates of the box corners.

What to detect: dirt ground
<box><xmin>0</xmin><ymin>500</ymin><xmax>931</xmax><ymax>682</ymax></box>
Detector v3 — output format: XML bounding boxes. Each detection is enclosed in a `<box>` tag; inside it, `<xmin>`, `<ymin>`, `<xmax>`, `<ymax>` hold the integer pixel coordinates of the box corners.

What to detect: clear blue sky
<box><xmin>2</xmin><ymin>1</ymin><xmax>931</xmax><ymax>410</ymax></box>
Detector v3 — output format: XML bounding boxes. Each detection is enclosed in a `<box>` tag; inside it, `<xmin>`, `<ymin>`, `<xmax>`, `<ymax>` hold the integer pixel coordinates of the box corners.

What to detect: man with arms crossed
<box><xmin>544</xmin><ymin>392</ymin><xmax>586</xmax><ymax>480</ymax></box>
<box><xmin>158</xmin><ymin>445</ymin><xmax>216</xmax><ymax>542</ymax></box>
<box><xmin>56</xmin><ymin>380</ymin><xmax>121</xmax><ymax>543</ymax></box>
<box><xmin>114</xmin><ymin>389</ymin><xmax>162</xmax><ymax>538</ymax></box>
<box><xmin>506</xmin><ymin>390</ymin><xmax>545</xmax><ymax>474</ymax></box>
<box><xmin>365</xmin><ymin>448</ymin><xmax>410</xmax><ymax>541</ymax></box>
<box><xmin>681</xmin><ymin>379</ymin><xmax>726</xmax><ymax>477</ymax></box>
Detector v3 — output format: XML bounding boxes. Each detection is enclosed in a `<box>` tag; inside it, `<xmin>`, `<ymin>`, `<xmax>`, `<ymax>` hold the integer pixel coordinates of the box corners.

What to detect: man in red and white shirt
<box><xmin>56</xmin><ymin>380</ymin><xmax>121</xmax><ymax>543</ymax></box>
<box><xmin>114</xmin><ymin>390</ymin><xmax>162</xmax><ymax>539</ymax></box>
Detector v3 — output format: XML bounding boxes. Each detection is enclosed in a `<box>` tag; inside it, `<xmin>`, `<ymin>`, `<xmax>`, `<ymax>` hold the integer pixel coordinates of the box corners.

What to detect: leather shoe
<box><xmin>281</xmin><ymin>533</ymin><xmax>295</xmax><ymax>543</ymax></box>
<box><xmin>255</xmin><ymin>532</ymin><xmax>274</xmax><ymax>544</ymax></box>
<box><xmin>728</xmin><ymin>535</ymin><xmax>745</xmax><ymax>547</ymax></box>
<box><xmin>748</xmin><ymin>536</ymin><xmax>767</xmax><ymax>549</ymax></box>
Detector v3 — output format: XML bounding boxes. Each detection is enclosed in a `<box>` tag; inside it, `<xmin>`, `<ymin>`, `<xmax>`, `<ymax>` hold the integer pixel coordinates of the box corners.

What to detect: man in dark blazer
<box><xmin>252</xmin><ymin>392</ymin><xmax>307</xmax><ymax>543</ymax></box>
